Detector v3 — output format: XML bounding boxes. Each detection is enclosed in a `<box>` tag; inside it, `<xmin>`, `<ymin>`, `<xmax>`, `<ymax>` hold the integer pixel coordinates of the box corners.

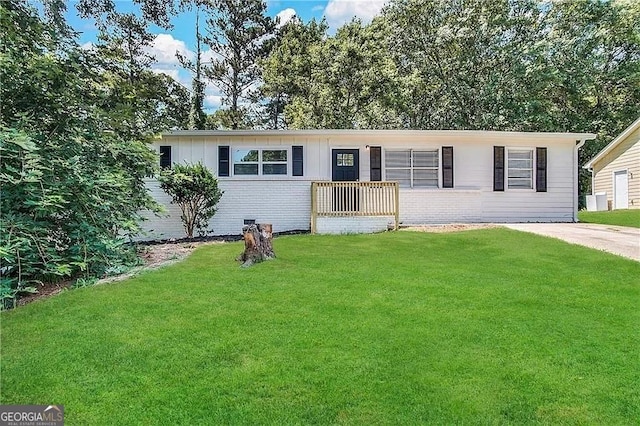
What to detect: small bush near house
<box><xmin>159</xmin><ymin>162</ymin><xmax>223</xmax><ymax>238</ymax></box>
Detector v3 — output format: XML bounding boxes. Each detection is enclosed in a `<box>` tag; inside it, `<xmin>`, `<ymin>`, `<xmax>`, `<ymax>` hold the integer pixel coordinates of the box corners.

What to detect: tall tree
<box><xmin>382</xmin><ymin>0</ymin><xmax>549</xmax><ymax>130</ymax></box>
<box><xmin>77</xmin><ymin>0</ymin><xmax>180</xmax><ymax>30</ymax></box>
<box><xmin>203</xmin><ymin>0</ymin><xmax>275</xmax><ymax>129</ymax></box>
<box><xmin>261</xmin><ymin>18</ymin><xmax>399</xmax><ymax>129</ymax></box>
<box><xmin>259</xmin><ymin>17</ymin><xmax>328</xmax><ymax>129</ymax></box>
<box><xmin>178</xmin><ymin>9</ymin><xmax>207</xmax><ymax>130</ymax></box>
<box><xmin>90</xmin><ymin>12</ymin><xmax>188</xmax><ymax>137</ymax></box>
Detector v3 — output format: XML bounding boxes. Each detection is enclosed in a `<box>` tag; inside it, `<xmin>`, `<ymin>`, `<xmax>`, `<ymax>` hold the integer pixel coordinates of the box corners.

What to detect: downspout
<box><xmin>574</xmin><ymin>139</ymin><xmax>587</xmax><ymax>222</ymax></box>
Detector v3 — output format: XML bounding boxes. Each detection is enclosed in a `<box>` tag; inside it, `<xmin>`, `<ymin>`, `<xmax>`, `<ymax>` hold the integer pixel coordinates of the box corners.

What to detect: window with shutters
<box><xmin>385</xmin><ymin>149</ymin><xmax>439</xmax><ymax>188</ymax></box>
<box><xmin>507</xmin><ymin>148</ymin><xmax>534</xmax><ymax>189</ymax></box>
<box><xmin>232</xmin><ymin>148</ymin><xmax>288</xmax><ymax>176</ymax></box>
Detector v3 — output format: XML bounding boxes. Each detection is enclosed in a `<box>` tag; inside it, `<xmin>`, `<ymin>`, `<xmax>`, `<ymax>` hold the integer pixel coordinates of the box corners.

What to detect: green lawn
<box><xmin>1</xmin><ymin>230</ymin><xmax>639</xmax><ymax>425</ymax></box>
<box><xmin>578</xmin><ymin>209</ymin><xmax>640</xmax><ymax>228</ymax></box>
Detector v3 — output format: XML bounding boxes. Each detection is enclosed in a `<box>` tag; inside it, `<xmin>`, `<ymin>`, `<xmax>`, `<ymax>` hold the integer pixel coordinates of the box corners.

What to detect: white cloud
<box><xmin>324</xmin><ymin>0</ymin><xmax>387</xmax><ymax>31</ymax></box>
<box><xmin>80</xmin><ymin>41</ymin><xmax>94</xmax><ymax>51</ymax></box>
<box><xmin>275</xmin><ymin>8</ymin><xmax>297</xmax><ymax>28</ymax></box>
<box><xmin>146</xmin><ymin>34</ymin><xmax>194</xmax><ymax>66</ymax></box>
<box><xmin>151</xmin><ymin>68</ymin><xmax>181</xmax><ymax>81</ymax></box>
<box><xmin>204</xmin><ymin>94</ymin><xmax>223</xmax><ymax>109</ymax></box>
<box><xmin>150</xmin><ymin>68</ymin><xmax>194</xmax><ymax>92</ymax></box>
<box><xmin>201</xmin><ymin>49</ymin><xmax>223</xmax><ymax>65</ymax></box>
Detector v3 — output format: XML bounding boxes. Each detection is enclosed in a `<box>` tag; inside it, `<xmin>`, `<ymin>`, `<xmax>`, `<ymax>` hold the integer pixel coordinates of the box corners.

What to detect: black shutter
<box><xmin>442</xmin><ymin>146</ymin><xmax>454</xmax><ymax>188</ymax></box>
<box><xmin>494</xmin><ymin>146</ymin><xmax>505</xmax><ymax>191</ymax></box>
<box><xmin>218</xmin><ymin>146</ymin><xmax>230</xmax><ymax>177</ymax></box>
<box><xmin>370</xmin><ymin>146</ymin><xmax>382</xmax><ymax>181</ymax></box>
<box><xmin>159</xmin><ymin>145</ymin><xmax>171</xmax><ymax>169</ymax></box>
<box><xmin>536</xmin><ymin>147</ymin><xmax>547</xmax><ymax>192</ymax></box>
<box><xmin>292</xmin><ymin>145</ymin><xmax>304</xmax><ymax>176</ymax></box>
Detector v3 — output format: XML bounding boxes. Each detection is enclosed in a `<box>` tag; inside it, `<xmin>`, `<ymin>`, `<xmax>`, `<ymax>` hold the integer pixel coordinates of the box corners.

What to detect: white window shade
<box><xmin>385</xmin><ymin>149</ymin><xmax>439</xmax><ymax>188</ymax></box>
<box><xmin>507</xmin><ymin>149</ymin><xmax>533</xmax><ymax>189</ymax></box>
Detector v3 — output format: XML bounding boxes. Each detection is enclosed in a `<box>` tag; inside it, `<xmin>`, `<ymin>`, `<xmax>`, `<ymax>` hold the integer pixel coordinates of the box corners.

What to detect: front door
<box><xmin>614</xmin><ymin>170</ymin><xmax>629</xmax><ymax>209</ymax></box>
<box><xmin>332</xmin><ymin>149</ymin><xmax>359</xmax><ymax>181</ymax></box>
<box><xmin>331</xmin><ymin>149</ymin><xmax>360</xmax><ymax>211</ymax></box>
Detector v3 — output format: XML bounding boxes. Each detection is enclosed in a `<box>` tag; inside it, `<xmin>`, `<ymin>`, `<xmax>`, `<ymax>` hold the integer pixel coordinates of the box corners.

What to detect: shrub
<box><xmin>158</xmin><ymin>163</ymin><xmax>224</xmax><ymax>238</ymax></box>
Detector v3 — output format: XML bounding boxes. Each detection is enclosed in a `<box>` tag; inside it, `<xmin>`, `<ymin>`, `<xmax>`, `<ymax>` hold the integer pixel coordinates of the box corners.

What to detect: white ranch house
<box><xmin>141</xmin><ymin>130</ymin><xmax>595</xmax><ymax>238</ymax></box>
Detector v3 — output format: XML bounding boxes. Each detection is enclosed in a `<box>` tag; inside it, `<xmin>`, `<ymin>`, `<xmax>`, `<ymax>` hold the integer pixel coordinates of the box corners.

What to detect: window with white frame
<box><xmin>233</xmin><ymin>149</ymin><xmax>288</xmax><ymax>176</ymax></box>
<box><xmin>385</xmin><ymin>149</ymin><xmax>439</xmax><ymax>188</ymax></box>
<box><xmin>507</xmin><ymin>149</ymin><xmax>533</xmax><ymax>189</ymax></box>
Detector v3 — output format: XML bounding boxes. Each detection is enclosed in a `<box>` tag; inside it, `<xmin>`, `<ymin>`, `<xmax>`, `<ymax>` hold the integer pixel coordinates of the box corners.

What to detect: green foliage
<box><xmin>262</xmin><ymin>18</ymin><xmax>398</xmax><ymax>129</ymax></box>
<box><xmin>179</xmin><ymin>12</ymin><xmax>208</xmax><ymax>131</ymax></box>
<box><xmin>1</xmin><ymin>232</ymin><xmax>638</xmax><ymax>423</ymax></box>
<box><xmin>203</xmin><ymin>0</ymin><xmax>276</xmax><ymax>129</ymax></box>
<box><xmin>158</xmin><ymin>163</ymin><xmax>224</xmax><ymax>238</ymax></box>
<box><xmin>72</xmin><ymin>277</ymin><xmax>99</xmax><ymax>289</ymax></box>
<box><xmin>90</xmin><ymin>12</ymin><xmax>189</xmax><ymax>137</ymax></box>
<box><xmin>0</xmin><ymin>126</ymin><xmax>150</xmax><ymax>309</ymax></box>
<box><xmin>259</xmin><ymin>17</ymin><xmax>328</xmax><ymax>129</ymax></box>
<box><xmin>205</xmin><ymin>107</ymin><xmax>255</xmax><ymax>130</ymax></box>
<box><xmin>0</xmin><ymin>0</ymin><xmax>162</xmax><ymax>308</ymax></box>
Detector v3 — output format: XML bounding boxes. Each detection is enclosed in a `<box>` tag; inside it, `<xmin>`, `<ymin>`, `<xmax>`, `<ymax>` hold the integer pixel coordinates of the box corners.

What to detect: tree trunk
<box><xmin>237</xmin><ymin>224</ymin><xmax>275</xmax><ymax>267</ymax></box>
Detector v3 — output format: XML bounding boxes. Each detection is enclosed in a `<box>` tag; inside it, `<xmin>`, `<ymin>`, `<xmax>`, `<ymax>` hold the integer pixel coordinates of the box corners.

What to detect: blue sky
<box><xmin>64</xmin><ymin>0</ymin><xmax>387</xmax><ymax>111</ymax></box>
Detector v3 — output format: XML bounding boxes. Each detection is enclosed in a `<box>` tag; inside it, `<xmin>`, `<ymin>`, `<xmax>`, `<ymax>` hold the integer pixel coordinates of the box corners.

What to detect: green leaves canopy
<box><xmin>0</xmin><ymin>0</ymin><xmax>169</xmax><ymax>307</ymax></box>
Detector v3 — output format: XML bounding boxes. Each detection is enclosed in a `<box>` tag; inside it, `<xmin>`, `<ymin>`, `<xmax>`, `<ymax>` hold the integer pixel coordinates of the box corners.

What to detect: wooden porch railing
<box><xmin>310</xmin><ymin>181</ymin><xmax>399</xmax><ymax>234</ymax></box>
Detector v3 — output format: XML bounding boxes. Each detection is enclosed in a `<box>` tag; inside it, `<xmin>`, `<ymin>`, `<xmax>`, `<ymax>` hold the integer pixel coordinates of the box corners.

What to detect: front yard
<box><xmin>1</xmin><ymin>230</ymin><xmax>638</xmax><ymax>424</ymax></box>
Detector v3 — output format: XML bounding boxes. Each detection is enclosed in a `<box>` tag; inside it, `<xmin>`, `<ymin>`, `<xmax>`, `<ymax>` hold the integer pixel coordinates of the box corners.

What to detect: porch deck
<box><xmin>310</xmin><ymin>181</ymin><xmax>399</xmax><ymax>234</ymax></box>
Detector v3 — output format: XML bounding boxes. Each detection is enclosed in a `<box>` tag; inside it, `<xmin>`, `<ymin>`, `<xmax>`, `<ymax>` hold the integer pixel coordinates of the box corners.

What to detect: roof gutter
<box><xmin>163</xmin><ymin>129</ymin><xmax>598</xmax><ymax>140</ymax></box>
<box><xmin>574</xmin><ymin>138</ymin><xmax>593</xmax><ymax>222</ymax></box>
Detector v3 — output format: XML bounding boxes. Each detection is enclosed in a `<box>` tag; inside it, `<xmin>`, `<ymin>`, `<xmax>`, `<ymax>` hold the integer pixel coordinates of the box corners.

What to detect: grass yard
<box><xmin>578</xmin><ymin>208</ymin><xmax>640</xmax><ymax>228</ymax></box>
<box><xmin>1</xmin><ymin>229</ymin><xmax>639</xmax><ymax>425</ymax></box>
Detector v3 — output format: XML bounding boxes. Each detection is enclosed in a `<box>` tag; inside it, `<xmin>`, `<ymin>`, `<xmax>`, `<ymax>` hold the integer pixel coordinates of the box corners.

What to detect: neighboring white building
<box><xmin>141</xmin><ymin>129</ymin><xmax>595</xmax><ymax>239</ymax></box>
<box><xmin>584</xmin><ymin>117</ymin><xmax>640</xmax><ymax>210</ymax></box>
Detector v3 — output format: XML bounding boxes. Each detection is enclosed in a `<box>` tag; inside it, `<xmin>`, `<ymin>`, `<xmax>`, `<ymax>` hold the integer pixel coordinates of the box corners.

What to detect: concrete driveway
<box><xmin>504</xmin><ymin>223</ymin><xmax>640</xmax><ymax>262</ymax></box>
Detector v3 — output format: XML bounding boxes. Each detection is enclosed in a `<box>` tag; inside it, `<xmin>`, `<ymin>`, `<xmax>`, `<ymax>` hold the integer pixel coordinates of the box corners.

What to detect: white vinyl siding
<box><xmin>385</xmin><ymin>149</ymin><xmax>439</xmax><ymax>188</ymax></box>
<box><xmin>507</xmin><ymin>148</ymin><xmax>533</xmax><ymax>189</ymax></box>
<box><xmin>592</xmin><ymin>126</ymin><xmax>640</xmax><ymax>209</ymax></box>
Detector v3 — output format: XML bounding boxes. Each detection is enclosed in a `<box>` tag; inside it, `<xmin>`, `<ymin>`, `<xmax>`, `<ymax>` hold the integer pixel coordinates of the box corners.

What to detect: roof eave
<box><xmin>584</xmin><ymin>116</ymin><xmax>640</xmax><ymax>169</ymax></box>
<box><xmin>163</xmin><ymin>129</ymin><xmax>597</xmax><ymax>140</ymax></box>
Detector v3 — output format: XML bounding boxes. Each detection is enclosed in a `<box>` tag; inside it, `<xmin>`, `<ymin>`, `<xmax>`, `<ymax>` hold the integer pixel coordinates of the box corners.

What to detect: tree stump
<box><xmin>237</xmin><ymin>224</ymin><xmax>275</xmax><ymax>267</ymax></box>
